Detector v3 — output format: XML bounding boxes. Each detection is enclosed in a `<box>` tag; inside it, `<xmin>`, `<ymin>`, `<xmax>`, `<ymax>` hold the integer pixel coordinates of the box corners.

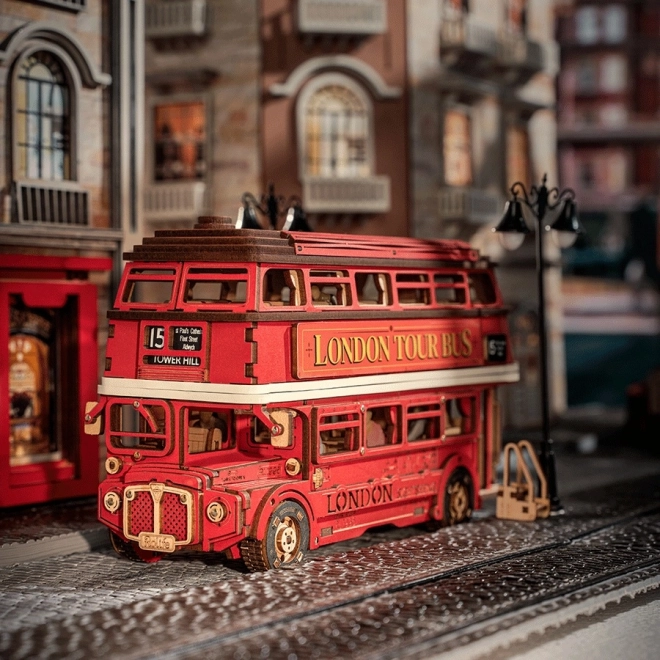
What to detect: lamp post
<box><xmin>238</xmin><ymin>183</ymin><xmax>311</xmax><ymax>231</ymax></box>
<box><xmin>494</xmin><ymin>174</ymin><xmax>581</xmax><ymax>513</ymax></box>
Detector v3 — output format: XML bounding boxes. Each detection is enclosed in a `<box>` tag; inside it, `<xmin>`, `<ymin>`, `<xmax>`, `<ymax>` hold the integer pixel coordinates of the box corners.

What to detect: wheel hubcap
<box><xmin>274</xmin><ymin>515</ymin><xmax>299</xmax><ymax>563</ymax></box>
<box><xmin>448</xmin><ymin>481</ymin><xmax>468</xmax><ymax>523</ymax></box>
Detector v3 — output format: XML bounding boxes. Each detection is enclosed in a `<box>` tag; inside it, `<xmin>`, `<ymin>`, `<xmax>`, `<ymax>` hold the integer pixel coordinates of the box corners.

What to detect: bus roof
<box><xmin>124</xmin><ymin>216</ymin><xmax>482</xmax><ymax>266</ymax></box>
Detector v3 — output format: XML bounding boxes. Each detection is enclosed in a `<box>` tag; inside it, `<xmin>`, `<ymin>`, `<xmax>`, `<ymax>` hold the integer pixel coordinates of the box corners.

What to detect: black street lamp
<box><xmin>494</xmin><ymin>174</ymin><xmax>581</xmax><ymax>513</ymax></box>
<box><xmin>238</xmin><ymin>183</ymin><xmax>311</xmax><ymax>232</ymax></box>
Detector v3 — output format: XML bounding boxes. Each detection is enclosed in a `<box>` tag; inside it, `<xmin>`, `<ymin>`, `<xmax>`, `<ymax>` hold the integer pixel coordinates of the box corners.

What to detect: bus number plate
<box><xmin>486</xmin><ymin>335</ymin><xmax>507</xmax><ymax>362</ymax></box>
<box><xmin>138</xmin><ymin>532</ymin><xmax>176</xmax><ymax>553</ymax></box>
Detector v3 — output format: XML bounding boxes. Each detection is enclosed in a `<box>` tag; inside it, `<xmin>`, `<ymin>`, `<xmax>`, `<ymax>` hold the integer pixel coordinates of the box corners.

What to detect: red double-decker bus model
<box><xmin>86</xmin><ymin>216</ymin><xmax>519</xmax><ymax>570</ymax></box>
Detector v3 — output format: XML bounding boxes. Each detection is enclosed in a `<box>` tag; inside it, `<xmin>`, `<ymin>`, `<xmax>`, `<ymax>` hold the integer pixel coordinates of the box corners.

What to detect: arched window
<box><xmin>15</xmin><ymin>51</ymin><xmax>70</xmax><ymax>181</ymax></box>
<box><xmin>300</xmin><ymin>75</ymin><xmax>372</xmax><ymax>178</ymax></box>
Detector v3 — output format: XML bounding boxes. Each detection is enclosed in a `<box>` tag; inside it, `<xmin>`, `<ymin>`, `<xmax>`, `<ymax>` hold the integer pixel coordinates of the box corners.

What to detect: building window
<box><xmin>153</xmin><ymin>101</ymin><xmax>206</xmax><ymax>181</ymax></box>
<box><xmin>301</xmin><ymin>75</ymin><xmax>372</xmax><ymax>178</ymax></box>
<box><xmin>505</xmin><ymin>0</ymin><xmax>526</xmax><ymax>33</ymax></box>
<box><xmin>15</xmin><ymin>51</ymin><xmax>71</xmax><ymax>181</ymax></box>
<box><xmin>443</xmin><ymin>107</ymin><xmax>473</xmax><ymax>187</ymax></box>
<box><xmin>506</xmin><ymin>123</ymin><xmax>531</xmax><ymax>190</ymax></box>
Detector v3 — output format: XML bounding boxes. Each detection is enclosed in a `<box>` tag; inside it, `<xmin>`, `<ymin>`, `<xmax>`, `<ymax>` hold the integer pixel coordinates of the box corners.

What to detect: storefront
<box><xmin>1</xmin><ymin>255</ymin><xmax>111</xmax><ymax>507</ymax></box>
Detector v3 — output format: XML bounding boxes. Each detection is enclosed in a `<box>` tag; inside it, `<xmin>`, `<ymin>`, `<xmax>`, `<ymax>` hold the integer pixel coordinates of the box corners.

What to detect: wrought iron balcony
<box><xmin>145</xmin><ymin>0</ymin><xmax>208</xmax><ymax>39</ymax></box>
<box><xmin>440</xmin><ymin>14</ymin><xmax>498</xmax><ymax>72</ymax></box>
<box><xmin>144</xmin><ymin>181</ymin><xmax>208</xmax><ymax>221</ymax></box>
<box><xmin>303</xmin><ymin>176</ymin><xmax>391</xmax><ymax>214</ymax></box>
<box><xmin>495</xmin><ymin>32</ymin><xmax>546</xmax><ymax>85</ymax></box>
<box><xmin>438</xmin><ymin>187</ymin><xmax>501</xmax><ymax>224</ymax></box>
<box><xmin>297</xmin><ymin>0</ymin><xmax>387</xmax><ymax>35</ymax></box>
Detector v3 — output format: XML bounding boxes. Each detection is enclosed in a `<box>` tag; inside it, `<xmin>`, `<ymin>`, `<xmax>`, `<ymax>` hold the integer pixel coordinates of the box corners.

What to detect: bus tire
<box><xmin>443</xmin><ymin>468</ymin><xmax>473</xmax><ymax>526</ymax></box>
<box><xmin>241</xmin><ymin>501</ymin><xmax>309</xmax><ymax>572</ymax></box>
<box><xmin>109</xmin><ymin>531</ymin><xmax>164</xmax><ymax>563</ymax></box>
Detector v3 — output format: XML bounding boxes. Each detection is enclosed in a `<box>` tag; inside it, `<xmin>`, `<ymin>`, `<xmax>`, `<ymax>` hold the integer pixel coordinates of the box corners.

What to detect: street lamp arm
<box><xmin>546</xmin><ymin>186</ymin><xmax>576</xmax><ymax>212</ymax></box>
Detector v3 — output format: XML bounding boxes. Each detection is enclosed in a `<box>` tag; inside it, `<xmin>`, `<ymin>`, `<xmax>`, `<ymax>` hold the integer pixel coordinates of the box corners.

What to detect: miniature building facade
<box><xmin>0</xmin><ymin>0</ymin><xmax>143</xmax><ymax>505</ymax></box>
<box><xmin>556</xmin><ymin>0</ymin><xmax>660</xmax><ymax>408</ymax></box>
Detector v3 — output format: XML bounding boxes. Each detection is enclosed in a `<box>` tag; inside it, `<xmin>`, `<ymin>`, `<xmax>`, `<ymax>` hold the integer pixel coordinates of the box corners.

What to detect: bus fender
<box><xmin>432</xmin><ymin>454</ymin><xmax>479</xmax><ymax>520</ymax></box>
<box><xmin>248</xmin><ymin>485</ymin><xmax>315</xmax><ymax>543</ymax></box>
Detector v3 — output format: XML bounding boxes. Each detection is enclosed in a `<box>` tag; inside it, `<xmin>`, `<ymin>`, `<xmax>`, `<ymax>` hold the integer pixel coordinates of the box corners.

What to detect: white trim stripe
<box><xmin>99</xmin><ymin>363</ymin><xmax>520</xmax><ymax>405</ymax></box>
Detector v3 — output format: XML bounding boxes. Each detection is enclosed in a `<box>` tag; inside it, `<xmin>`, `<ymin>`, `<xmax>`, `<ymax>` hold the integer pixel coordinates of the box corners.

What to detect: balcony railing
<box><xmin>297</xmin><ymin>0</ymin><xmax>387</xmax><ymax>35</ymax></box>
<box><xmin>438</xmin><ymin>187</ymin><xmax>500</xmax><ymax>224</ymax></box>
<box><xmin>14</xmin><ymin>180</ymin><xmax>89</xmax><ymax>226</ymax></box>
<box><xmin>303</xmin><ymin>176</ymin><xmax>391</xmax><ymax>214</ymax></box>
<box><xmin>440</xmin><ymin>14</ymin><xmax>498</xmax><ymax>68</ymax></box>
<box><xmin>145</xmin><ymin>0</ymin><xmax>208</xmax><ymax>39</ymax></box>
<box><xmin>495</xmin><ymin>32</ymin><xmax>545</xmax><ymax>84</ymax></box>
<box><xmin>144</xmin><ymin>181</ymin><xmax>208</xmax><ymax>221</ymax></box>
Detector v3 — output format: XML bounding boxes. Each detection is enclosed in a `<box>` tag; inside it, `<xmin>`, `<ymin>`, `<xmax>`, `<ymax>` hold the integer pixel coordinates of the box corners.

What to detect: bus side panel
<box><xmin>208</xmin><ymin>323</ymin><xmax>255</xmax><ymax>384</ymax></box>
<box><xmin>105</xmin><ymin>320</ymin><xmax>139</xmax><ymax>378</ymax></box>
<box><xmin>250</xmin><ymin>323</ymin><xmax>293</xmax><ymax>383</ymax></box>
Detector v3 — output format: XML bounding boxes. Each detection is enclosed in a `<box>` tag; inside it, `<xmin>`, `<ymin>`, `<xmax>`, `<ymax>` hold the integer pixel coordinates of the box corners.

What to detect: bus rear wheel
<box><xmin>443</xmin><ymin>469</ymin><xmax>473</xmax><ymax>526</ymax></box>
<box><xmin>109</xmin><ymin>531</ymin><xmax>164</xmax><ymax>563</ymax></box>
<box><xmin>241</xmin><ymin>501</ymin><xmax>309</xmax><ymax>572</ymax></box>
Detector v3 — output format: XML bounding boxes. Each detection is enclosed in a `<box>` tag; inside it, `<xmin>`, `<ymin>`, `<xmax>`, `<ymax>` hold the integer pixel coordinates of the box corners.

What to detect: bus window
<box><xmin>366</xmin><ymin>405</ymin><xmax>401</xmax><ymax>448</ymax></box>
<box><xmin>356</xmin><ymin>273</ymin><xmax>390</xmax><ymax>306</ymax></box>
<box><xmin>263</xmin><ymin>269</ymin><xmax>305</xmax><ymax>306</ymax></box>
<box><xmin>122</xmin><ymin>268</ymin><xmax>176</xmax><ymax>306</ymax></box>
<box><xmin>186</xmin><ymin>408</ymin><xmax>232</xmax><ymax>453</ymax></box>
<box><xmin>184</xmin><ymin>268</ymin><xmax>247</xmax><ymax>304</ymax></box>
<box><xmin>318</xmin><ymin>413</ymin><xmax>359</xmax><ymax>455</ymax></box>
<box><xmin>468</xmin><ymin>273</ymin><xmax>497</xmax><ymax>305</ymax></box>
<box><xmin>445</xmin><ymin>397</ymin><xmax>475</xmax><ymax>437</ymax></box>
<box><xmin>396</xmin><ymin>273</ymin><xmax>431</xmax><ymax>306</ymax></box>
<box><xmin>406</xmin><ymin>403</ymin><xmax>441</xmax><ymax>442</ymax></box>
<box><xmin>253</xmin><ymin>417</ymin><xmax>271</xmax><ymax>444</ymax></box>
<box><xmin>109</xmin><ymin>402</ymin><xmax>167</xmax><ymax>451</ymax></box>
<box><xmin>309</xmin><ymin>271</ymin><xmax>351</xmax><ymax>307</ymax></box>
<box><xmin>434</xmin><ymin>274</ymin><xmax>467</xmax><ymax>305</ymax></box>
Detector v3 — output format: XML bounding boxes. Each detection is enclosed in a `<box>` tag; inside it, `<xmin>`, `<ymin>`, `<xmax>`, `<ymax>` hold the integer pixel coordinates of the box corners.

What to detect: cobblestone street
<box><xmin>1</xmin><ymin>451</ymin><xmax>659</xmax><ymax>659</ymax></box>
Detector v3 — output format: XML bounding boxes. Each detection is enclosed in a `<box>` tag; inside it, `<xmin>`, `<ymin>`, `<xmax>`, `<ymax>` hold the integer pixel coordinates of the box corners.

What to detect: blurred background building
<box><xmin>1</xmin><ymin>0</ymin><xmax>658</xmax><ymax>503</ymax></box>
<box><xmin>555</xmin><ymin>0</ymin><xmax>660</xmax><ymax>414</ymax></box>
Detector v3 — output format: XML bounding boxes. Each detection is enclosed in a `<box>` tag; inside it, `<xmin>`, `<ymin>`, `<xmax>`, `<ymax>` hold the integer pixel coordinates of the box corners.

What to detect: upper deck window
<box><xmin>468</xmin><ymin>273</ymin><xmax>497</xmax><ymax>305</ymax></box>
<box><xmin>263</xmin><ymin>269</ymin><xmax>305</xmax><ymax>307</ymax></box>
<box><xmin>121</xmin><ymin>268</ymin><xmax>177</xmax><ymax>307</ymax></box>
<box><xmin>396</xmin><ymin>273</ymin><xmax>431</xmax><ymax>306</ymax></box>
<box><xmin>434</xmin><ymin>273</ymin><xmax>467</xmax><ymax>305</ymax></box>
<box><xmin>182</xmin><ymin>268</ymin><xmax>247</xmax><ymax>306</ymax></box>
<box><xmin>355</xmin><ymin>272</ymin><xmax>390</xmax><ymax>306</ymax></box>
<box><xmin>309</xmin><ymin>270</ymin><xmax>352</xmax><ymax>307</ymax></box>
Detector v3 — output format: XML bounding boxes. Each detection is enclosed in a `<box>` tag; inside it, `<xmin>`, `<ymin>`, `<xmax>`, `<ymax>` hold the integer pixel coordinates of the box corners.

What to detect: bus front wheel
<box><xmin>443</xmin><ymin>469</ymin><xmax>473</xmax><ymax>526</ymax></box>
<box><xmin>241</xmin><ymin>501</ymin><xmax>309</xmax><ymax>572</ymax></box>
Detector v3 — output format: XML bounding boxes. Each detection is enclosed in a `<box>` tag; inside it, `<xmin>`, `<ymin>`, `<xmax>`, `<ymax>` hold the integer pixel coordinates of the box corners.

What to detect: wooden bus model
<box><xmin>86</xmin><ymin>217</ymin><xmax>519</xmax><ymax>570</ymax></box>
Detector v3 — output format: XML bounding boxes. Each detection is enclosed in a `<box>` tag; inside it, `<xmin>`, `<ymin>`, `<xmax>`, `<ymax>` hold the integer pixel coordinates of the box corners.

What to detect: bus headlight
<box><xmin>206</xmin><ymin>501</ymin><xmax>227</xmax><ymax>524</ymax></box>
<box><xmin>105</xmin><ymin>456</ymin><xmax>123</xmax><ymax>475</ymax></box>
<box><xmin>104</xmin><ymin>491</ymin><xmax>121</xmax><ymax>513</ymax></box>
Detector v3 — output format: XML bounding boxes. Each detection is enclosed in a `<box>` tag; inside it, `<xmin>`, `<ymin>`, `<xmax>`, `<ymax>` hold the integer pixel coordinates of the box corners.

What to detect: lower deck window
<box><xmin>445</xmin><ymin>397</ymin><xmax>475</xmax><ymax>436</ymax></box>
<box><xmin>406</xmin><ymin>403</ymin><xmax>441</xmax><ymax>442</ymax></box>
<box><xmin>366</xmin><ymin>405</ymin><xmax>401</xmax><ymax>447</ymax></box>
<box><xmin>109</xmin><ymin>403</ymin><xmax>167</xmax><ymax>451</ymax></box>
<box><xmin>186</xmin><ymin>408</ymin><xmax>232</xmax><ymax>453</ymax></box>
<box><xmin>319</xmin><ymin>413</ymin><xmax>359</xmax><ymax>455</ymax></box>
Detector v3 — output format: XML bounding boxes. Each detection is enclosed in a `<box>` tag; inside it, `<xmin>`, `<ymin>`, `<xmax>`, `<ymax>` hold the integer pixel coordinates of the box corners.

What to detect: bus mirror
<box><xmin>269</xmin><ymin>409</ymin><xmax>295</xmax><ymax>448</ymax></box>
<box><xmin>85</xmin><ymin>401</ymin><xmax>103</xmax><ymax>436</ymax></box>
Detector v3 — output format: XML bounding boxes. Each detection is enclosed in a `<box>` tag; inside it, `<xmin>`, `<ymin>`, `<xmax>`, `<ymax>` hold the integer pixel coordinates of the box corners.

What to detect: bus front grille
<box><xmin>123</xmin><ymin>483</ymin><xmax>193</xmax><ymax>547</ymax></box>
